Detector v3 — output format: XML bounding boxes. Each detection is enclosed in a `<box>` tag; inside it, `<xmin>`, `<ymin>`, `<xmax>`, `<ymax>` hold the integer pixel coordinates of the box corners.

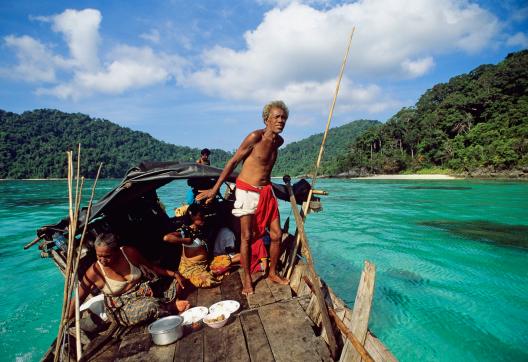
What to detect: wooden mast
<box><xmin>285</xmin><ymin>27</ymin><xmax>355</xmax><ymax>279</ymax></box>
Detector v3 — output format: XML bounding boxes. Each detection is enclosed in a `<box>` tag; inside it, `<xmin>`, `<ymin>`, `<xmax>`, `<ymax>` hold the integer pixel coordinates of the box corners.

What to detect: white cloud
<box><xmin>37</xmin><ymin>46</ymin><xmax>187</xmax><ymax>99</ymax></box>
<box><xmin>506</xmin><ymin>32</ymin><xmax>528</xmax><ymax>48</ymax></box>
<box><xmin>257</xmin><ymin>0</ymin><xmax>333</xmax><ymax>8</ymax></box>
<box><xmin>2</xmin><ymin>8</ymin><xmax>188</xmax><ymax>100</ymax></box>
<box><xmin>41</xmin><ymin>8</ymin><xmax>102</xmax><ymax>71</ymax></box>
<box><xmin>401</xmin><ymin>57</ymin><xmax>435</xmax><ymax>78</ymax></box>
<box><xmin>187</xmin><ymin>0</ymin><xmax>500</xmax><ymax>115</ymax></box>
<box><xmin>2</xmin><ymin>35</ymin><xmax>58</xmax><ymax>82</ymax></box>
<box><xmin>140</xmin><ymin>29</ymin><xmax>161</xmax><ymax>43</ymax></box>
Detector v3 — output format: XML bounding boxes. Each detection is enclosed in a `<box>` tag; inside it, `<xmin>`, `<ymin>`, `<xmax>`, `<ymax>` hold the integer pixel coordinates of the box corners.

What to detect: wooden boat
<box><xmin>28</xmin><ymin>161</ymin><xmax>397</xmax><ymax>361</ymax></box>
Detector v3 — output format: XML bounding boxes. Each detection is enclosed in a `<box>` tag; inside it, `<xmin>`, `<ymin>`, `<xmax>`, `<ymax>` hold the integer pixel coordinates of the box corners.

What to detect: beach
<box><xmin>355</xmin><ymin>174</ymin><xmax>459</xmax><ymax>180</ymax></box>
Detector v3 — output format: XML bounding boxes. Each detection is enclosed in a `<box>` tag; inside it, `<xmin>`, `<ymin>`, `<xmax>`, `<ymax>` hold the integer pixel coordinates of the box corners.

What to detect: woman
<box><xmin>69</xmin><ymin>233</ymin><xmax>190</xmax><ymax>326</ymax></box>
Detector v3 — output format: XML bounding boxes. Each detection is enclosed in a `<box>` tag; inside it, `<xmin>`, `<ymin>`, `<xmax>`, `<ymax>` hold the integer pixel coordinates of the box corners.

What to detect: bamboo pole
<box><xmin>54</xmin><ymin>151</ymin><xmax>74</xmax><ymax>361</ymax></box>
<box><xmin>283</xmin><ymin>175</ymin><xmax>338</xmax><ymax>359</ymax></box>
<box><xmin>285</xmin><ymin>28</ymin><xmax>355</xmax><ymax>280</ymax></box>
<box><xmin>302</xmin><ymin>276</ymin><xmax>375</xmax><ymax>362</ymax></box>
<box><xmin>71</xmin><ymin>163</ymin><xmax>103</xmax><ymax>282</ymax></box>
<box><xmin>310</xmin><ymin>27</ymin><xmax>355</xmax><ymax>192</ymax></box>
<box><xmin>69</xmin><ymin>163</ymin><xmax>102</xmax><ymax>361</ymax></box>
<box><xmin>54</xmin><ymin>147</ymin><xmax>86</xmax><ymax>362</ymax></box>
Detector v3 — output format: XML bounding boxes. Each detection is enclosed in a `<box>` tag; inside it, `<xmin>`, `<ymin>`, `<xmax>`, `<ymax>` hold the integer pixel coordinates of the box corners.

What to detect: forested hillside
<box><xmin>3</xmin><ymin>50</ymin><xmax>526</xmax><ymax>179</ymax></box>
<box><xmin>0</xmin><ymin>109</ymin><xmax>231</xmax><ymax>178</ymax></box>
<box><xmin>338</xmin><ymin>50</ymin><xmax>528</xmax><ymax>175</ymax></box>
<box><xmin>273</xmin><ymin>119</ymin><xmax>379</xmax><ymax>177</ymax></box>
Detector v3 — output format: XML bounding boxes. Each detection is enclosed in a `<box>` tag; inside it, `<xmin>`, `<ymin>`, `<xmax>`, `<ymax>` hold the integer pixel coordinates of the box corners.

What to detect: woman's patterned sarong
<box><xmin>104</xmin><ymin>278</ymin><xmax>178</xmax><ymax>326</ymax></box>
<box><xmin>178</xmin><ymin>257</ymin><xmax>227</xmax><ymax>288</ymax></box>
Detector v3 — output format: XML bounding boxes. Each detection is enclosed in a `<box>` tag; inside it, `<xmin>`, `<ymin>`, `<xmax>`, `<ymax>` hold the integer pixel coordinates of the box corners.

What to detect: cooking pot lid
<box><xmin>148</xmin><ymin>315</ymin><xmax>183</xmax><ymax>334</ymax></box>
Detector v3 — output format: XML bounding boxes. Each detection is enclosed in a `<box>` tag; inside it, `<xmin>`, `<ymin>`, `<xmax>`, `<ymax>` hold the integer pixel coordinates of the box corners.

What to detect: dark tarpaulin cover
<box><xmin>36</xmin><ymin>161</ymin><xmax>310</xmax><ymax>239</ymax></box>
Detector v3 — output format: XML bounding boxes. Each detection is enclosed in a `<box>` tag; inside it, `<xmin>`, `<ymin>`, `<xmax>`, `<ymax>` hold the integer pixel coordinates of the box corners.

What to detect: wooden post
<box><xmin>302</xmin><ymin>276</ymin><xmax>375</xmax><ymax>362</ymax></box>
<box><xmin>283</xmin><ymin>175</ymin><xmax>338</xmax><ymax>359</ymax></box>
<box><xmin>23</xmin><ymin>235</ymin><xmax>43</xmax><ymax>250</ymax></box>
<box><xmin>341</xmin><ymin>261</ymin><xmax>376</xmax><ymax>362</ymax></box>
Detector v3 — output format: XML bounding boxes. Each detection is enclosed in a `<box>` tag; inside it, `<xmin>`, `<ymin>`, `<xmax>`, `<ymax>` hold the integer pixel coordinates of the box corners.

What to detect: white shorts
<box><xmin>232</xmin><ymin>188</ymin><xmax>260</xmax><ymax>217</ymax></box>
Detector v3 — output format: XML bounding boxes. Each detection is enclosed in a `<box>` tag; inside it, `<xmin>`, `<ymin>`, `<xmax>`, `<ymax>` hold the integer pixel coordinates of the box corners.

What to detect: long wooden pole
<box><xmin>283</xmin><ymin>176</ymin><xmax>338</xmax><ymax>359</ymax></box>
<box><xmin>304</xmin><ymin>26</ymin><xmax>355</xmax><ymax>215</ymax></box>
<box><xmin>54</xmin><ymin>147</ymin><xmax>85</xmax><ymax>362</ymax></box>
<box><xmin>285</xmin><ymin>28</ymin><xmax>355</xmax><ymax>280</ymax></box>
<box><xmin>54</xmin><ymin>151</ymin><xmax>74</xmax><ymax>361</ymax></box>
<box><xmin>70</xmin><ymin>163</ymin><xmax>104</xmax><ymax>361</ymax></box>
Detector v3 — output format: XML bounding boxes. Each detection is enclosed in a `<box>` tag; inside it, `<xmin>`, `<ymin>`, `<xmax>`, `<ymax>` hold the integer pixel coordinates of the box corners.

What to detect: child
<box><xmin>163</xmin><ymin>204</ymin><xmax>230</xmax><ymax>288</ymax></box>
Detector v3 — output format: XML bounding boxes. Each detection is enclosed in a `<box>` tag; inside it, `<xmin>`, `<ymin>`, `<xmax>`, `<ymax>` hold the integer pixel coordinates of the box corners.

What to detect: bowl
<box><xmin>181</xmin><ymin>306</ymin><xmax>208</xmax><ymax>325</ymax></box>
<box><xmin>203</xmin><ymin>312</ymin><xmax>230</xmax><ymax>329</ymax></box>
<box><xmin>180</xmin><ymin>306</ymin><xmax>208</xmax><ymax>331</ymax></box>
<box><xmin>148</xmin><ymin>315</ymin><xmax>184</xmax><ymax>345</ymax></box>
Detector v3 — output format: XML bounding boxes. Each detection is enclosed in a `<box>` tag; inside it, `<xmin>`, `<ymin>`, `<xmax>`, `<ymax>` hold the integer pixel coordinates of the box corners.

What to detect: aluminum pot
<box><xmin>148</xmin><ymin>315</ymin><xmax>184</xmax><ymax>345</ymax></box>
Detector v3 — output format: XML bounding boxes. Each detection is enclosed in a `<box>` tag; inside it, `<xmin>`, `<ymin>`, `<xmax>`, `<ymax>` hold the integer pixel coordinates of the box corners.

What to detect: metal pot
<box><xmin>148</xmin><ymin>315</ymin><xmax>184</xmax><ymax>345</ymax></box>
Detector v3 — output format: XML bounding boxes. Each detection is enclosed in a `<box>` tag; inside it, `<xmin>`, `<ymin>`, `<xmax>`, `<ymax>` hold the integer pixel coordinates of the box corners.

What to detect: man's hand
<box><xmin>196</xmin><ymin>188</ymin><xmax>217</xmax><ymax>204</ymax></box>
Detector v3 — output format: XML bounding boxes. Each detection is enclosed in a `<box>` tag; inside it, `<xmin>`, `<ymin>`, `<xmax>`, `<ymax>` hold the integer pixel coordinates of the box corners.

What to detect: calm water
<box><xmin>0</xmin><ymin>179</ymin><xmax>527</xmax><ymax>361</ymax></box>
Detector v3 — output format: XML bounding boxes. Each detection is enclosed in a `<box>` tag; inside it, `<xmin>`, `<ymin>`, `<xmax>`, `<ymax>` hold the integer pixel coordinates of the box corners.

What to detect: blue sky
<box><xmin>1</xmin><ymin>0</ymin><xmax>526</xmax><ymax>151</ymax></box>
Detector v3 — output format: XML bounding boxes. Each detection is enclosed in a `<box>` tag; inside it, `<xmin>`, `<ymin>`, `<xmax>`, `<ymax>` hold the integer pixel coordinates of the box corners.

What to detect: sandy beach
<box><xmin>355</xmin><ymin>174</ymin><xmax>460</xmax><ymax>180</ymax></box>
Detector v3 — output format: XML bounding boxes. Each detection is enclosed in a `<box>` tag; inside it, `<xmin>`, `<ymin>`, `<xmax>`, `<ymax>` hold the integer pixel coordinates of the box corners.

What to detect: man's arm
<box><xmin>196</xmin><ymin>131</ymin><xmax>262</xmax><ymax>203</ymax></box>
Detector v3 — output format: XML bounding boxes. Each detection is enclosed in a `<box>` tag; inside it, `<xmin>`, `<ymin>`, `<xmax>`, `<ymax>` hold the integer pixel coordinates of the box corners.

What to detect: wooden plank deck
<box><xmin>94</xmin><ymin>269</ymin><xmax>330</xmax><ymax>362</ymax></box>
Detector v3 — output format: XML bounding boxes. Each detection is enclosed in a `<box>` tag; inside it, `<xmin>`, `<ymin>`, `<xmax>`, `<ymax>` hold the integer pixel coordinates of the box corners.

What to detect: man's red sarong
<box><xmin>235</xmin><ymin>179</ymin><xmax>279</xmax><ymax>273</ymax></box>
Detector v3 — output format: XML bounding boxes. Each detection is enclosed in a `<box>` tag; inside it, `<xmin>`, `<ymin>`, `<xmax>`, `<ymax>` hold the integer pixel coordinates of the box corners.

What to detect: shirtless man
<box><xmin>197</xmin><ymin>100</ymin><xmax>289</xmax><ymax>295</ymax></box>
<box><xmin>196</xmin><ymin>148</ymin><xmax>211</xmax><ymax>165</ymax></box>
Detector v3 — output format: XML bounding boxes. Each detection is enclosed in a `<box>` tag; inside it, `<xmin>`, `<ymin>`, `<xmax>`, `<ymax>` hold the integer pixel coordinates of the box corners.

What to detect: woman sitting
<box><xmin>69</xmin><ymin>232</ymin><xmax>190</xmax><ymax>326</ymax></box>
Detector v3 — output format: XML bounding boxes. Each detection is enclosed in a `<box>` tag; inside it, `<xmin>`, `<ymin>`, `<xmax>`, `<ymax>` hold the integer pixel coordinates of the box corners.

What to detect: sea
<box><xmin>0</xmin><ymin>179</ymin><xmax>527</xmax><ymax>362</ymax></box>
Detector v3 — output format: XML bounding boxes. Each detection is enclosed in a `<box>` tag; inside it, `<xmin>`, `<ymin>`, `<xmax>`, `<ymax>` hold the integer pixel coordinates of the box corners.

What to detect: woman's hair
<box><xmin>262</xmin><ymin>100</ymin><xmax>289</xmax><ymax>124</ymax></box>
<box><xmin>94</xmin><ymin>233</ymin><xmax>119</xmax><ymax>249</ymax></box>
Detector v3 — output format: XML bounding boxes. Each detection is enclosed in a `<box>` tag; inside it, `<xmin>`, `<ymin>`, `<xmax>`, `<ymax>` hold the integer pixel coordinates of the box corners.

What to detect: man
<box><xmin>196</xmin><ymin>148</ymin><xmax>211</xmax><ymax>165</ymax></box>
<box><xmin>196</xmin><ymin>100</ymin><xmax>289</xmax><ymax>295</ymax></box>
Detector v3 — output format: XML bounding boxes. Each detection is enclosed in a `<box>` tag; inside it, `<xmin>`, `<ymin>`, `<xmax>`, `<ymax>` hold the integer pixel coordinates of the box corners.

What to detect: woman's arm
<box><xmin>124</xmin><ymin>246</ymin><xmax>185</xmax><ymax>288</ymax></box>
<box><xmin>67</xmin><ymin>265</ymin><xmax>99</xmax><ymax>320</ymax></box>
<box><xmin>163</xmin><ymin>231</ymin><xmax>192</xmax><ymax>245</ymax></box>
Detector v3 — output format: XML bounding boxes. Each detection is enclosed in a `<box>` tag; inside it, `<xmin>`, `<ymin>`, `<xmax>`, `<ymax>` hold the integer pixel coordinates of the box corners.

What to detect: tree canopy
<box><xmin>338</xmin><ymin>50</ymin><xmax>528</xmax><ymax>175</ymax></box>
<box><xmin>0</xmin><ymin>109</ymin><xmax>231</xmax><ymax>178</ymax></box>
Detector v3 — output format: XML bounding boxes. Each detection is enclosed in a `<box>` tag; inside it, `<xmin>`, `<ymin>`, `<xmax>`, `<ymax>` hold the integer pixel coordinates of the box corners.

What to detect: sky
<box><xmin>0</xmin><ymin>0</ymin><xmax>527</xmax><ymax>151</ymax></box>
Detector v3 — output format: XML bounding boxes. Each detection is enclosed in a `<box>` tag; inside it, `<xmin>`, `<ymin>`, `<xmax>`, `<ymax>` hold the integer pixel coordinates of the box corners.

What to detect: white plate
<box><xmin>208</xmin><ymin>300</ymin><xmax>240</xmax><ymax>315</ymax></box>
<box><xmin>180</xmin><ymin>306</ymin><xmax>209</xmax><ymax>325</ymax></box>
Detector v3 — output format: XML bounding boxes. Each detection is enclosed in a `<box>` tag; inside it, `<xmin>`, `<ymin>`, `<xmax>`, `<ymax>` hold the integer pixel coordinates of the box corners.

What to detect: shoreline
<box><xmin>353</xmin><ymin>174</ymin><xmax>460</xmax><ymax>180</ymax></box>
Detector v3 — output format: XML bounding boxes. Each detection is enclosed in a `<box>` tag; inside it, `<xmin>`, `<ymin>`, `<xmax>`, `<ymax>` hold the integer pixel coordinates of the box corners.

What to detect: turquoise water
<box><xmin>1</xmin><ymin>179</ymin><xmax>527</xmax><ymax>361</ymax></box>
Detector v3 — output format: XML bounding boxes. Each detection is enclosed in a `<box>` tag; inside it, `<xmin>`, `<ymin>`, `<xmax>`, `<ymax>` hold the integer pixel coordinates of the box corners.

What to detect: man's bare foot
<box><xmin>242</xmin><ymin>274</ymin><xmax>254</xmax><ymax>296</ymax></box>
<box><xmin>268</xmin><ymin>273</ymin><xmax>289</xmax><ymax>285</ymax></box>
<box><xmin>176</xmin><ymin>299</ymin><xmax>190</xmax><ymax>313</ymax></box>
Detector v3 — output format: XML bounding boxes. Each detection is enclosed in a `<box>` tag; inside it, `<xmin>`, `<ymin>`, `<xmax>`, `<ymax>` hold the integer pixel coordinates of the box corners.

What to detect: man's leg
<box><xmin>239</xmin><ymin>214</ymin><xmax>254</xmax><ymax>295</ymax></box>
<box><xmin>267</xmin><ymin>217</ymin><xmax>289</xmax><ymax>285</ymax></box>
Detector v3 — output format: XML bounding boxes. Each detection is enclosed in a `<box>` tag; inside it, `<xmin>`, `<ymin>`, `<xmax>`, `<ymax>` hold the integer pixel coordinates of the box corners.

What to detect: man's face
<box><xmin>201</xmin><ymin>153</ymin><xmax>209</xmax><ymax>162</ymax></box>
<box><xmin>266</xmin><ymin>107</ymin><xmax>287</xmax><ymax>134</ymax></box>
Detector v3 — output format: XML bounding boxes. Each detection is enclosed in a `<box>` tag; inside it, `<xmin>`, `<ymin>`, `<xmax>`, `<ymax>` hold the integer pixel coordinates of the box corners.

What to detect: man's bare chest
<box><xmin>251</xmin><ymin>141</ymin><xmax>278</xmax><ymax>164</ymax></box>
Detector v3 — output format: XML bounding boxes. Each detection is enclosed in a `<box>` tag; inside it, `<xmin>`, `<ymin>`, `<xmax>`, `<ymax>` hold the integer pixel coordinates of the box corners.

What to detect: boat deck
<box><xmin>89</xmin><ymin>269</ymin><xmax>332</xmax><ymax>362</ymax></box>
